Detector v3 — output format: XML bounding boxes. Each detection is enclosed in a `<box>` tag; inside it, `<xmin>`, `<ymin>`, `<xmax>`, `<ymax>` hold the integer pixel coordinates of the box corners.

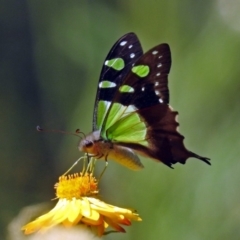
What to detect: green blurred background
<box><xmin>2</xmin><ymin>0</ymin><xmax>240</xmax><ymax>239</ymax></box>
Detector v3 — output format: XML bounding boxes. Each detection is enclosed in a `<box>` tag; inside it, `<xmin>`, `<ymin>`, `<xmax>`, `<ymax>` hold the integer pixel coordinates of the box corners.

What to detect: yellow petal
<box><xmin>67</xmin><ymin>198</ymin><xmax>82</xmax><ymax>223</ymax></box>
<box><xmin>81</xmin><ymin>198</ymin><xmax>91</xmax><ymax>217</ymax></box>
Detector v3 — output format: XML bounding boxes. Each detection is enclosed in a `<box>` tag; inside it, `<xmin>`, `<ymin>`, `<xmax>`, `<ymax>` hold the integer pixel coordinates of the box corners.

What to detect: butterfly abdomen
<box><xmin>107</xmin><ymin>144</ymin><xmax>144</xmax><ymax>170</ymax></box>
<box><xmin>93</xmin><ymin>140</ymin><xmax>144</xmax><ymax>170</ymax></box>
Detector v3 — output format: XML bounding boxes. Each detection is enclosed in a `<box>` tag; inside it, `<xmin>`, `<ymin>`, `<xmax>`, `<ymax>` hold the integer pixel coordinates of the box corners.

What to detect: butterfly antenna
<box><xmin>75</xmin><ymin>128</ymin><xmax>87</xmax><ymax>139</ymax></box>
<box><xmin>36</xmin><ymin>125</ymin><xmax>82</xmax><ymax>138</ymax></box>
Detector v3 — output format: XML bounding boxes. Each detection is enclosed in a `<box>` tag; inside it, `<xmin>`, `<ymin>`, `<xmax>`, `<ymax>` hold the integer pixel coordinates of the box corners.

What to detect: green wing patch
<box><xmin>119</xmin><ymin>85</ymin><xmax>134</xmax><ymax>93</ymax></box>
<box><xmin>99</xmin><ymin>80</ymin><xmax>116</xmax><ymax>88</ymax></box>
<box><xmin>105</xmin><ymin>58</ymin><xmax>125</xmax><ymax>71</ymax></box>
<box><xmin>101</xmin><ymin>103</ymin><xmax>148</xmax><ymax>146</ymax></box>
<box><xmin>131</xmin><ymin>65</ymin><xmax>150</xmax><ymax>77</ymax></box>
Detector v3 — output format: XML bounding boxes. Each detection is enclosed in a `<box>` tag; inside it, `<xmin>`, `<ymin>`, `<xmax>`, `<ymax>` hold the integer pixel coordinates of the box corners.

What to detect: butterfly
<box><xmin>78</xmin><ymin>32</ymin><xmax>210</xmax><ymax>170</ymax></box>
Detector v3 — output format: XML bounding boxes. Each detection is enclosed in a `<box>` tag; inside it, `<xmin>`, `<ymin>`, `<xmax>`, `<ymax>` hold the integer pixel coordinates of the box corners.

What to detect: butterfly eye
<box><xmin>85</xmin><ymin>141</ymin><xmax>93</xmax><ymax>148</ymax></box>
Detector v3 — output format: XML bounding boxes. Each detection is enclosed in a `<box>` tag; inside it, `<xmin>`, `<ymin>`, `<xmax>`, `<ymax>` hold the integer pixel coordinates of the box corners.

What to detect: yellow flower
<box><xmin>22</xmin><ymin>160</ymin><xmax>141</xmax><ymax>237</ymax></box>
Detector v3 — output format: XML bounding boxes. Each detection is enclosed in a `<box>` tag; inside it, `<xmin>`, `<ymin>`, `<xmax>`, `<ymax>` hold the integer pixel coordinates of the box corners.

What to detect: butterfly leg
<box><xmin>98</xmin><ymin>154</ymin><xmax>109</xmax><ymax>182</ymax></box>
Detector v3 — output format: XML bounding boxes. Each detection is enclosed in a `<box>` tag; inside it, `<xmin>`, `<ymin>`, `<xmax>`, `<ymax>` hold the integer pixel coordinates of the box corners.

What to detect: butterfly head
<box><xmin>78</xmin><ymin>130</ymin><xmax>101</xmax><ymax>156</ymax></box>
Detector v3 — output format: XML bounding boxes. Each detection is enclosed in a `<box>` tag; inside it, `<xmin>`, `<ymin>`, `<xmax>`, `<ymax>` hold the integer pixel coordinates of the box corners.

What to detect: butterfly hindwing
<box><xmin>93</xmin><ymin>33</ymin><xmax>143</xmax><ymax>131</ymax></box>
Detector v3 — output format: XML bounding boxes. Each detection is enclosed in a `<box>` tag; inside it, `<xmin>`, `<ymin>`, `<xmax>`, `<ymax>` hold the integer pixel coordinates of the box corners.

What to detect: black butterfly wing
<box><xmin>92</xmin><ymin>33</ymin><xmax>143</xmax><ymax>131</ymax></box>
<box><xmin>101</xmin><ymin>43</ymin><xmax>210</xmax><ymax>168</ymax></box>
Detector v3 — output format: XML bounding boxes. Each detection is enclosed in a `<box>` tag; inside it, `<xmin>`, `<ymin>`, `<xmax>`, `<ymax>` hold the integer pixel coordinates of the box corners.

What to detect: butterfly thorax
<box><xmin>78</xmin><ymin>130</ymin><xmax>144</xmax><ymax>170</ymax></box>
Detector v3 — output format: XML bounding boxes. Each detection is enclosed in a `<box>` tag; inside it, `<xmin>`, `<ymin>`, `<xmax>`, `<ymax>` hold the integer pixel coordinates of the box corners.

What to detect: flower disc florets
<box><xmin>55</xmin><ymin>173</ymin><xmax>98</xmax><ymax>199</ymax></box>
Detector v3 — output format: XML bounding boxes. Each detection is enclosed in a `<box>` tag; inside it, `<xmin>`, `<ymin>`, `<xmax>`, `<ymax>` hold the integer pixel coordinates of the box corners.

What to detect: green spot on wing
<box><xmin>99</xmin><ymin>80</ymin><xmax>116</xmax><ymax>88</ymax></box>
<box><xmin>119</xmin><ymin>85</ymin><xmax>134</xmax><ymax>93</ymax></box>
<box><xmin>132</xmin><ymin>65</ymin><xmax>150</xmax><ymax>77</ymax></box>
<box><xmin>105</xmin><ymin>58</ymin><xmax>125</xmax><ymax>71</ymax></box>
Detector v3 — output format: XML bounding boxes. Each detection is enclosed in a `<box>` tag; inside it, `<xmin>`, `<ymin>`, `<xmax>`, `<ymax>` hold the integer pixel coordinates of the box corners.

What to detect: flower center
<box><xmin>55</xmin><ymin>173</ymin><xmax>98</xmax><ymax>199</ymax></box>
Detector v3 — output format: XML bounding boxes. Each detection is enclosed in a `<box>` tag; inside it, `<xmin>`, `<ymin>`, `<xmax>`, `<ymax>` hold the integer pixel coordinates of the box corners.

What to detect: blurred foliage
<box><xmin>1</xmin><ymin>0</ymin><xmax>240</xmax><ymax>239</ymax></box>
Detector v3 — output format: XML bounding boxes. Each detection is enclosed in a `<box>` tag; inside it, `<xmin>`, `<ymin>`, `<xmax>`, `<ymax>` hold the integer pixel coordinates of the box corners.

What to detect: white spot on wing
<box><xmin>128</xmin><ymin>45</ymin><xmax>133</xmax><ymax>49</ymax></box>
<box><xmin>120</xmin><ymin>41</ymin><xmax>127</xmax><ymax>46</ymax></box>
<box><xmin>141</xmin><ymin>87</ymin><xmax>145</xmax><ymax>91</ymax></box>
<box><xmin>156</xmin><ymin>73</ymin><xmax>161</xmax><ymax>76</ymax></box>
<box><xmin>158</xmin><ymin>55</ymin><xmax>162</xmax><ymax>59</ymax></box>
<box><xmin>159</xmin><ymin>99</ymin><xmax>163</xmax><ymax>103</ymax></box>
<box><xmin>155</xmin><ymin>90</ymin><xmax>160</xmax><ymax>95</ymax></box>
<box><xmin>130</xmin><ymin>53</ymin><xmax>135</xmax><ymax>58</ymax></box>
<box><xmin>104</xmin><ymin>60</ymin><xmax>109</xmax><ymax>65</ymax></box>
<box><xmin>155</xmin><ymin>82</ymin><xmax>159</xmax><ymax>86</ymax></box>
<box><xmin>152</xmin><ymin>50</ymin><xmax>158</xmax><ymax>55</ymax></box>
<box><xmin>157</xmin><ymin>63</ymin><xmax>162</xmax><ymax>68</ymax></box>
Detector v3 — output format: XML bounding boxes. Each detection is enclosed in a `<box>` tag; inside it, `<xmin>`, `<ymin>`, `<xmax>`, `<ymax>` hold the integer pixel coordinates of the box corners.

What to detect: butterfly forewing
<box><xmin>93</xmin><ymin>33</ymin><xmax>143</xmax><ymax>131</ymax></box>
<box><xmin>118</xmin><ymin>44</ymin><xmax>171</xmax><ymax>108</ymax></box>
<box><xmin>100</xmin><ymin>44</ymin><xmax>171</xmax><ymax>141</ymax></box>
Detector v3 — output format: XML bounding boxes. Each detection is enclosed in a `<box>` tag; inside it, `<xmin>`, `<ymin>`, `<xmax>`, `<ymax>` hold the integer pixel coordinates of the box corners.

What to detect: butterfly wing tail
<box><xmin>188</xmin><ymin>151</ymin><xmax>211</xmax><ymax>165</ymax></box>
<box><xmin>153</xmin><ymin>135</ymin><xmax>211</xmax><ymax>167</ymax></box>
